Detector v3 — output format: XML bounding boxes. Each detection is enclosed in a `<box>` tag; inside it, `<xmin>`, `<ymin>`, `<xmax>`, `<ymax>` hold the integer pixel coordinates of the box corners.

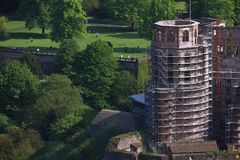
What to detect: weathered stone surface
<box><xmin>106</xmin><ymin>132</ymin><xmax>142</xmax><ymax>152</ymax></box>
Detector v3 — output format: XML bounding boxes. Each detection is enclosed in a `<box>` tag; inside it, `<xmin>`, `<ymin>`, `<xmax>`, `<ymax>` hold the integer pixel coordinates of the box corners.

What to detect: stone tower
<box><xmin>145</xmin><ymin>20</ymin><xmax>213</xmax><ymax>153</ymax></box>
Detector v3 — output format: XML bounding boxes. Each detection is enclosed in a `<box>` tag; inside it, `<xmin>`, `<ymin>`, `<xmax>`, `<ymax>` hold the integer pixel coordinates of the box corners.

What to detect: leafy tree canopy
<box><xmin>207</xmin><ymin>0</ymin><xmax>235</xmax><ymax>26</ymax></box>
<box><xmin>33</xmin><ymin>74</ymin><xmax>84</xmax><ymax>139</ymax></box>
<box><xmin>0</xmin><ymin>128</ymin><xmax>44</xmax><ymax>160</ymax></box>
<box><xmin>110</xmin><ymin>71</ymin><xmax>137</xmax><ymax>111</ymax></box>
<box><xmin>138</xmin><ymin>0</ymin><xmax>176</xmax><ymax>39</ymax></box>
<box><xmin>0</xmin><ymin>60</ymin><xmax>39</xmax><ymax>121</ymax></box>
<box><xmin>114</xmin><ymin>0</ymin><xmax>149</xmax><ymax>30</ymax></box>
<box><xmin>18</xmin><ymin>0</ymin><xmax>51</xmax><ymax>37</ymax></box>
<box><xmin>74</xmin><ymin>40</ymin><xmax>117</xmax><ymax>109</ymax></box>
<box><xmin>83</xmin><ymin>0</ymin><xmax>100</xmax><ymax>15</ymax></box>
<box><xmin>234</xmin><ymin>0</ymin><xmax>240</xmax><ymax>23</ymax></box>
<box><xmin>0</xmin><ymin>16</ymin><xmax>9</xmax><ymax>40</ymax></box>
<box><xmin>55</xmin><ymin>39</ymin><xmax>80</xmax><ymax>77</ymax></box>
<box><xmin>190</xmin><ymin>0</ymin><xmax>235</xmax><ymax>26</ymax></box>
<box><xmin>20</xmin><ymin>53</ymin><xmax>43</xmax><ymax>77</ymax></box>
<box><xmin>51</xmin><ymin>0</ymin><xmax>87</xmax><ymax>42</ymax></box>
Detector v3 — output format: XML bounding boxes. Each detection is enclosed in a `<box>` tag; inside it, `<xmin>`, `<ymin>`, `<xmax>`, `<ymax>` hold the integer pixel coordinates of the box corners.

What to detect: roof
<box><xmin>90</xmin><ymin>109</ymin><xmax>134</xmax><ymax>136</ymax></box>
<box><xmin>129</xmin><ymin>94</ymin><xmax>145</xmax><ymax>105</ymax></box>
<box><xmin>168</xmin><ymin>141</ymin><xmax>218</xmax><ymax>154</ymax></box>
<box><xmin>155</xmin><ymin>20</ymin><xmax>199</xmax><ymax>27</ymax></box>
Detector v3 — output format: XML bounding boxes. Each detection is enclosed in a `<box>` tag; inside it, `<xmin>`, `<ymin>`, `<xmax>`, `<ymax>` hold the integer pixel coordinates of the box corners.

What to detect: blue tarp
<box><xmin>129</xmin><ymin>93</ymin><xmax>145</xmax><ymax>105</ymax></box>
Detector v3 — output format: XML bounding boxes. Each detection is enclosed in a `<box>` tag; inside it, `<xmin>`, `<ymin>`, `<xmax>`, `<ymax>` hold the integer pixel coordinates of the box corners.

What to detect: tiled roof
<box><xmin>168</xmin><ymin>141</ymin><xmax>218</xmax><ymax>154</ymax></box>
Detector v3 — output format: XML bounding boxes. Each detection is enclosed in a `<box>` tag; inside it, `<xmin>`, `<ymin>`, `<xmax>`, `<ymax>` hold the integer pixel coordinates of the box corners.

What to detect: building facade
<box><xmin>145</xmin><ymin>20</ymin><xmax>213</xmax><ymax>153</ymax></box>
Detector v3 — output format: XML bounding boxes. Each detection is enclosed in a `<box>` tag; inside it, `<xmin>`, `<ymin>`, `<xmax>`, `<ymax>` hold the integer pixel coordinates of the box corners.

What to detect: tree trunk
<box><xmin>41</xmin><ymin>27</ymin><xmax>45</xmax><ymax>38</ymax></box>
<box><xmin>130</xmin><ymin>22</ymin><xmax>134</xmax><ymax>31</ymax></box>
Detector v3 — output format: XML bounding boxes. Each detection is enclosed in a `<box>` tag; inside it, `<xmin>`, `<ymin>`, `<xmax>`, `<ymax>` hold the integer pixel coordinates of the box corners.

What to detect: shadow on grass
<box><xmin>9</xmin><ymin>32</ymin><xmax>48</xmax><ymax>39</ymax></box>
<box><xmin>30</xmin><ymin>141</ymin><xmax>75</xmax><ymax>160</ymax></box>
<box><xmin>114</xmin><ymin>47</ymin><xmax>147</xmax><ymax>54</ymax></box>
<box><xmin>87</xmin><ymin>26</ymin><xmax>129</xmax><ymax>34</ymax></box>
<box><xmin>9</xmin><ymin>46</ymin><xmax>59</xmax><ymax>53</ymax></box>
<box><xmin>109</xmin><ymin>32</ymin><xmax>140</xmax><ymax>39</ymax></box>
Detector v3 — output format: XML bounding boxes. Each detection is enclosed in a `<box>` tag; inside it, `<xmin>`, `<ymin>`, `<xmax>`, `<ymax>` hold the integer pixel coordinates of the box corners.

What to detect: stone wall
<box><xmin>172</xmin><ymin>153</ymin><xmax>238</xmax><ymax>160</ymax></box>
<box><xmin>0</xmin><ymin>48</ymin><xmax>148</xmax><ymax>80</ymax></box>
<box><xmin>0</xmin><ymin>48</ymin><xmax>56</xmax><ymax>74</ymax></box>
<box><xmin>104</xmin><ymin>151</ymin><xmax>239</xmax><ymax>160</ymax></box>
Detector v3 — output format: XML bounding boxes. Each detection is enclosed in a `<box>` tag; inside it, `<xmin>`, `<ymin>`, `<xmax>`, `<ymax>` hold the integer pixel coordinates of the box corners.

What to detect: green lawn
<box><xmin>0</xmin><ymin>20</ymin><xmax>150</xmax><ymax>58</ymax></box>
<box><xmin>176</xmin><ymin>2</ymin><xmax>187</xmax><ymax>11</ymax></box>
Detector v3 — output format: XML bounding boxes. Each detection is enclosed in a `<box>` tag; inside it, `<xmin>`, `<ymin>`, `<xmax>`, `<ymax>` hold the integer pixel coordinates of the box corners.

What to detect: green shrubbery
<box><xmin>0</xmin><ymin>128</ymin><xmax>44</xmax><ymax>160</ymax></box>
<box><xmin>0</xmin><ymin>16</ymin><xmax>9</xmax><ymax>41</ymax></box>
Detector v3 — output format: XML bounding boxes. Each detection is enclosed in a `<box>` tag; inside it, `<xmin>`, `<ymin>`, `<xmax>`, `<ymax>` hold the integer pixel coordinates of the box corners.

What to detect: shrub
<box><xmin>0</xmin><ymin>16</ymin><xmax>9</xmax><ymax>40</ymax></box>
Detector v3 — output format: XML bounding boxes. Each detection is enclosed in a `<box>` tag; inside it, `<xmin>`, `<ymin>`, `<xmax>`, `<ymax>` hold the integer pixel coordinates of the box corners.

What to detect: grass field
<box><xmin>0</xmin><ymin>20</ymin><xmax>150</xmax><ymax>58</ymax></box>
<box><xmin>176</xmin><ymin>2</ymin><xmax>187</xmax><ymax>11</ymax></box>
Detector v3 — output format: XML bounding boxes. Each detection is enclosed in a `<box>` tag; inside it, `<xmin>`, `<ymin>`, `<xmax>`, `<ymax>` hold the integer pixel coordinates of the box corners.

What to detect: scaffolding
<box><xmin>145</xmin><ymin>20</ymin><xmax>213</xmax><ymax>153</ymax></box>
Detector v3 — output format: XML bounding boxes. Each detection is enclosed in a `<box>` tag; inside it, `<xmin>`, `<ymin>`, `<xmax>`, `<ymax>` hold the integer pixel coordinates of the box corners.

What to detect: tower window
<box><xmin>157</xmin><ymin>31</ymin><xmax>162</xmax><ymax>42</ymax></box>
<box><xmin>183</xmin><ymin>30</ymin><xmax>189</xmax><ymax>42</ymax></box>
<box><xmin>167</xmin><ymin>31</ymin><xmax>175</xmax><ymax>42</ymax></box>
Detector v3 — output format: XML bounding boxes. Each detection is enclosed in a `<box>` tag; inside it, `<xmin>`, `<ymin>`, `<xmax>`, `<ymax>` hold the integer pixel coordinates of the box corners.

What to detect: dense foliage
<box><xmin>18</xmin><ymin>0</ymin><xmax>51</xmax><ymax>37</ymax></box>
<box><xmin>0</xmin><ymin>128</ymin><xmax>44</xmax><ymax>160</ymax></box>
<box><xmin>114</xmin><ymin>0</ymin><xmax>148</xmax><ymax>30</ymax></box>
<box><xmin>20</xmin><ymin>53</ymin><xmax>43</xmax><ymax>77</ymax></box>
<box><xmin>191</xmin><ymin>0</ymin><xmax>235</xmax><ymax>26</ymax></box>
<box><xmin>0</xmin><ymin>60</ymin><xmax>39</xmax><ymax>123</ymax></box>
<box><xmin>33</xmin><ymin>74</ymin><xmax>84</xmax><ymax>139</ymax></box>
<box><xmin>138</xmin><ymin>0</ymin><xmax>176</xmax><ymax>39</ymax></box>
<box><xmin>0</xmin><ymin>0</ymin><xmax>19</xmax><ymax>14</ymax></box>
<box><xmin>83</xmin><ymin>0</ymin><xmax>100</xmax><ymax>16</ymax></box>
<box><xmin>55</xmin><ymin>39</ymin><xmax>80</xmax><ymax>77</ymax></box>
<box><xmin>110</xmin><ymin>71</ymin><xmax>137</xmax><ymax>110</ymax></box>
<box><xmin>0</xmin><ymin>16</ymin><xmax>9</xmax><ymax>40</ymax></box>
<box><xmin>51</xmin><ymin>0</ymin><xmax>87</xmax><ymax>42</ymax></box>
<box><xmin>234</xmin><ymin>0</ymin><xmax>240</xmax><ymax>23</ymax></box>
<box><xmin>74</xmin><ymin>40</ymin><xmax>118</xmax><ymax>109</ymax></box>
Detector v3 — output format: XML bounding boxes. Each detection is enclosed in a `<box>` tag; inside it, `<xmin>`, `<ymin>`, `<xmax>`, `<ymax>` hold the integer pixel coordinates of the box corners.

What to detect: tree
<box><xmin>20</xmin><ymin>53</ymin><xmax>43</xmax><ymax>76</ymax></box>
<box><xmin>234</xmin><ymin>0</ymin><xmax>240</xmax><ymax>23</ymax></box>
<box><xmin>98</xmin><ymin>0</ymin><xmax>117</xmax><ymax>18</ymax></box>
<box><xmin>18</xmin><ymin>0</ymin><xmax>51</xmax><ymax>37</ymax></box>
<box><xmin>0</xmin><ymin>0</ymin><xmax>20</xmax><ymax>14</ymax></box>
<box><xmin>33</xmin><ymin>74</ymin><xmax>84</xmax><ymax>139</ymax></box>
<box><xmin>83</xmin><ymin>0</ymin><xmax>100</xmax><ymax>16</ymax></box>
<box><xmin>207</xmin><ymin>0</ymin><xmax>235</xmax><ymax>26</ymax></box>
<box><xmin>114</xmin><ymin>0</ymin><xmax>148</xmax><ymax>30</ymax></box>
<box><xmin>50</xmin><ymin>113</ymin><xmax>82</xmax><ymax>138</ymax></box>
<box><xmin>74</xmin><ymin>40</ymin><xmax>117</xmax><ymax>109</ymax></box>
<box><xmin>0</xmin><ymin>128</ymin><xmax>44</xmax><ymax>160</ymax></box>
<box><xmin>51</xmin><ymin>0</ymin><xmax>87</xmax><ymax>42</ymax></box>
<box><xmin>0</xmin><ymin>16</ymin><xmax>9</xmax><ymax>40</ymax></box>
<box><xmin>139</xmin><ymin>0</ymin><xmax>176</xmax><ymax>39</ymax></box>
<box><xmin>0</xmin><ymin>114</ymin><xmax>15</xmax><ymax>133</ymax></box>
<box><xmin>190</xmin><ymin>0</ymin><xmax>208</xmax><ymax>18</ymax></box>
<box><xmin>110</xmin><ymin>71</ymin><xmax>137</xmax><ymax>111</ymax></box>
<box><xmin>55</xmin><ymin>39</ymin><xmax>80</xmax><ymax>77</ymax></box>
<box><xmin>0</xmin><ymin>60</ymin><xmax>39</xmax><ymax>122</ymax></box>
<box><xmin>190</xmin><ymin>0</ymin><xmax>235</xmax><ymax>26</ymax></box>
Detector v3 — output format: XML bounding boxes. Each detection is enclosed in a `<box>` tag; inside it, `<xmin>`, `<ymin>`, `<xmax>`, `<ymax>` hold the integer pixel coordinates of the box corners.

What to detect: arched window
<box><xmin>167</xmin><ymin>31</ymin><xmax>175</xmax><ymax>42</ymax></box>
<box><xmin>157</xmin><ymin>30</ymin><xmax>162</xmax><ymax>42</ymax></box>
<box><xmin>183</xmin><ymin>30</ymin><xmax>189</xmax><ymax>42</ymax></box>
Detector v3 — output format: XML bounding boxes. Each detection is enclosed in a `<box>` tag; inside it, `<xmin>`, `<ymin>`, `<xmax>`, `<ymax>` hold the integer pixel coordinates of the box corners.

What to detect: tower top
<box><xmin>153</xmin><ymin>20</ymin><xmax>199</xmax><ymax>49</ymax></box>
<box><xmin>155</xmin><ymin>20</ymin><xmax>199</xmax><ymax>28</ymax></box>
